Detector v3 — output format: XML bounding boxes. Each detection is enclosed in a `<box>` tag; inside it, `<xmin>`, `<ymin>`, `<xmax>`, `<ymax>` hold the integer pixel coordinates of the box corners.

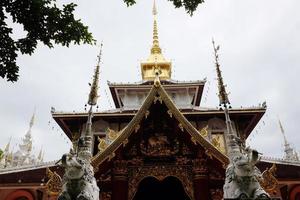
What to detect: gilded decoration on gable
<box><xmin>46</xmin><ymin>168</ymin><xmax>62</xmax><ymax>196</ymax></box>
<box><xmin>140</xmin><ymin>133</ymin><xmax>179</xmax><ymax>157</ymax></box>
<box><xmin>128</xmin><ymin>165</ymin><xmax>194</xmax><ymax>200</ymax></box>
<box><xmin>191</xmin><ymin>137</ymin><xmax>197</xmax><ymax>145</ymax></box>
<box><xmin>210</xmin><ymin>189</ymin><xmax>223</xmax><ymax>200</ymax></box>
<box><xmin>256</xmin><ymin>163</ymin><xmax>278</xmax><ymax>195</ymax></box>
<box><xmin>199</xmin><ymin>125</ymin><xmax>208</xmax><ymax>137</ymax></box>
<box><xmin>108</xmin><ymin>152</ymin><xmax>116</xmax><ymax>161</ymax></box>
<box><xmin>154</xmin><ymin>95</ymin><xmax>163</xmax><ymax>104</ymax></box>
<box><xmin>98</xmin><ymin>137</ymin><xmax>108</xmax><ymax>152</ymax></box>
<box><xmin>178</xmin><ymin>123</ymin><xmax>184</xmax><ymax>132</ymax></box>
<box><xmin>211</xmin><ymin>134</ymin><xmax>226</xmax><ymax>154</ymax></box>
<box><xmin>123</xmin><ymin>139</ymin><xmax>129</xmax><ymax>147</ymax></box>
<box><xmin>97</xmin><ymin>128</ymin><xmax>120</xmax><ymax>153</ymax></box>
<box><xmin>134</xmin><ymin>124</ymin><xmax>140</xmax><ymax>133</ymax></box>
<box><xmin>167</xmin><ymin>109</ymin><xmax>173</xmax><ymax>118</ymax></box>
<box><xmin>145</xmin><ymin>110</ymin><xmax>150</xmax><ymax>119</ymax></box>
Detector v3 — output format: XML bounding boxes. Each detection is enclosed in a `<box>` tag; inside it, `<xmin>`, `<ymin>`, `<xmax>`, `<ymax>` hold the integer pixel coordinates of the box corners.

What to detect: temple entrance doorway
<box><xmin>132</xmin><ymin>176</ymin><xmax>191</xmax><ymax>200</ymax></box>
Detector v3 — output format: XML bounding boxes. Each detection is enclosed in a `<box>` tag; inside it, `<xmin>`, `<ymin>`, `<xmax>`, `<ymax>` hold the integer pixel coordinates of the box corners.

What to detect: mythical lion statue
<box><xmin>58</xmin><ymin>153</ymin><xmax>99</xmax><ymax>200</ymax></box>
<box><xmin>223</xmin><ymin>147</ymin><xmax>270</xmax><ymax>199</ymax></box>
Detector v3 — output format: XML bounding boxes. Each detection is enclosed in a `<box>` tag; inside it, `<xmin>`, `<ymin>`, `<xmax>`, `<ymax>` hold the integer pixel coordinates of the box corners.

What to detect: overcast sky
<box><xmin>0</xmin><ymin>0</ymin><xmax>299</xmax><ymax>161</ymax></box>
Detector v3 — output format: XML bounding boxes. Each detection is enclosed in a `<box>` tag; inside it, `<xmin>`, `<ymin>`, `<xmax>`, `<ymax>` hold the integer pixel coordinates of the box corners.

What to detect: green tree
<box><xmin>0</xmin><ymin>0</ymin><xmax>94</xmax><ymax>82</ymax></box>
<box><xmin>1</xmin><ymin>0</ymin><xmax>202</xmax><ymax>82</ymax></box>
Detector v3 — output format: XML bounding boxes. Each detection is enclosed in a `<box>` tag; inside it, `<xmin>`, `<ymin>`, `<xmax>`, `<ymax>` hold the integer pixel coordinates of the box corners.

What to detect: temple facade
<box><xmin>0</xmin><ymin>2</ymin><xmax>300</xmax><ymax>200</ymax></box>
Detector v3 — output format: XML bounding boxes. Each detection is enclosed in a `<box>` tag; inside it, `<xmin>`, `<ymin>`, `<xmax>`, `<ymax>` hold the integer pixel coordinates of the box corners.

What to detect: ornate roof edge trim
<box><xmin>157</xmin><ymin>83</ymin><xmax>229</xmax><ymax>165</ymax></box>
<box><xmin>91</xmin><ymin>85</ymin><xmax>157</xmax><ymax>167</ymax></box>
<box><xmin>0</xmin><ymin>160</ymin><xmax>57</xmax><ymax>175</ymax></box>
<box><xmin>91</xmin><ymin>80</ymin><xmax>229</xmax><ymax>167</ymax></box>
<box><xmin>52</xmin><ymin>106</ymin><xmax>266</xmax><ymax>117</ymax></box>
<box><xmin>261</xmin><ymin>157</ymin><xmax>300</xmax><ymax>167</ymax></box>
<box><xmin>107</xmin><ymin>79</ymin><xmax>206</xmax><ymax>87</ymax></box>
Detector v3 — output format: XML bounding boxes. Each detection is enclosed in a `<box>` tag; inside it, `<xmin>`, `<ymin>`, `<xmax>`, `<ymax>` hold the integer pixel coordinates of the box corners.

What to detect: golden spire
<box><xmin>151</xmin><ymin>0</ymin><xmax>161</xmax><ymax>54</ymax></box>
<box><xmin>79</xmin><ymin>43</ymin><xmax>103</xmax><ymax>159</ymax></box>
<box><xmin>212</xmin><ymin>40</ymin><xmax>240</xmax><ymax>160</ymax></box>
<box><xmin>212</xmin><ymin>39</ymin><xmax>231</xmax><ymax>108</ymax></box>
<box><xmin>141</xmin><ymin>0</ymin><xmax>172</xmax><ymax>81</ymax></box>
<box><xmin>88</xmin><ymin>43</ymin><xmax>102</xmax><ymax>106</ymax></box>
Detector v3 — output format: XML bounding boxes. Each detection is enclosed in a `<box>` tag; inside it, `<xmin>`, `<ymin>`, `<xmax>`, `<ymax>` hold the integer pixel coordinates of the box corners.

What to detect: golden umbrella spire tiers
<box><xmin>141</xmin><ymin>0</ymin><xmax>172</xmax><ymax>81</ymax></box>
<box><xmin>212</xmin><ymin>39</ymin><xmax>231</xmax><ymax>108</ymax></box>
<box><xmin>88</xmin><ymin>43</ymin><xmax>102</xmax><ymax>106</ymax></box>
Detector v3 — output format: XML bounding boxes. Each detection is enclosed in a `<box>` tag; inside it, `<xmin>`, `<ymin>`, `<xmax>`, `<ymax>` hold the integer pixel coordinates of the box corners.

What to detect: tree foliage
<box><xmin>123</xmin><ymin>0</ymin><xmax>204</xmax><ymax>15</ymax></box>
<box><xmin>0</xmin><ymin>0</ymin><xmax>95</xmax><ymax>82</ymax></box>
<box><xmin>1</xmin><ymin>0</ymin><xmax>203</xmax><ymax>82</ymax></box>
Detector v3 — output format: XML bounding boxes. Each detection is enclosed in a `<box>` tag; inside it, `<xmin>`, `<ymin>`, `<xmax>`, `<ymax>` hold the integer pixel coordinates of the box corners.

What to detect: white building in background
<box><xmin>278</xmin><ymin>119</ymin><xmax>299</xmax><ymax>162</ymax></box>
<box><xmin>0</xmin><ymin>112</ymin><xmax>44</xmax><ymax>169</ymax></box>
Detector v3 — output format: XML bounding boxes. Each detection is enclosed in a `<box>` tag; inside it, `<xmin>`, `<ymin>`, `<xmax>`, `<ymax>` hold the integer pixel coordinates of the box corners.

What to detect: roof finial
<box><xmin>151</xmin><ymin>0</ymin><xmax>161</xmax><ymax>54</ymax></box>
<box><xmin>278</xmin><ymin>119</ymin><xmax>299</xmax><ymax>162</ymax></box>
<box><xmin>140</xmin><ymin>0</ymin><xmax>172</xmax><ymax>80</ymax></box>
<box><xmin>88</xmin><ymin>42</ymin><xmax>103</xmax><ymax>106</ymax></box>
<box><xmin>38</xmin><ymin>146</ymin><xmax>43</xmax><ymax>161</ymax></box>
<box><xmin>4</xmin><ymin>137</ymin><xmax>12</xmax><ymax>152</ymax></box>
<box><xmin>212</xmin><ymin>39</ymin><xmax>231</xmax><ymax>108</ymax></box>
<box><xmin>29</xmin><ymin>110</ymin><xmax>35</xmax><ymax>130</ymax></box>
<box><xmin>153</xmin><ymin>0</ymin><xmax>157</xmax><ymax>16</ymax></box>
<box><xmin>278</xmin><ymin>118</ymin><xmax>288</xmax><ymax>145</ymax></box>
<box><xmin>26</xmin><ymin>110</ymin><xmax>35</xmax><ymax>137</ymax></box>
<box><xmin>212</xmin><ymin>39</ymin><xmax>239</xmax><ymax>158</ymax></box>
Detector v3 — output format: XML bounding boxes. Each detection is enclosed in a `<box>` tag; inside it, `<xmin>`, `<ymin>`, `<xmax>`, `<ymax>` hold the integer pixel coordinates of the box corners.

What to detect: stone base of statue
<box><xmin>223</xmin><ymin>147</ymin><xmax>270</xmax><ymax>199</ymax></box>
<box><xmin>58</xmin><ymin>153</ymin><xmax>99</xmax><ymax>200</ymax></box>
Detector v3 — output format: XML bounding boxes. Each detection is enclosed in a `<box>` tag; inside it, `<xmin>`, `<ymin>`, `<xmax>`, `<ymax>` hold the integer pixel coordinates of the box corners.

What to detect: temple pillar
<box><xmin>193</xmin><ymin>158</ymin><xmax>210</xmax><ymax>200</ymax></box>
<box><xmin>112</xmin><ymin>160</ymin><xmax>128</xmax><ymax>200</ymax></box>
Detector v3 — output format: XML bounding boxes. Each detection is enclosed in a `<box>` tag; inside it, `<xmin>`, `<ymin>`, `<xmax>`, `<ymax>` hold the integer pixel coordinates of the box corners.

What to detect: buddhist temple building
<box><xmin>0</xmin><ymin>2</ymin><xmax>300</xmax><ymax>200</ymax></box>
<box><xmin>0</xmin><ymin>112</ymin><xmax>44</xmax><ymax>169</ymax></box>
<box><xmin>278</xmin><ymin>119</ymin><xmax>299</xmax><ymax>162</ymax></box>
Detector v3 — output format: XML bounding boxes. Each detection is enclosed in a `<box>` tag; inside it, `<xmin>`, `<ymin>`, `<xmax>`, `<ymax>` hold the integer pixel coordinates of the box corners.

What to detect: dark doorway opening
<box><xmin>133</xmin><ymin>176</ymin><xmax>191</xmax><ymax>200</ymax></box>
